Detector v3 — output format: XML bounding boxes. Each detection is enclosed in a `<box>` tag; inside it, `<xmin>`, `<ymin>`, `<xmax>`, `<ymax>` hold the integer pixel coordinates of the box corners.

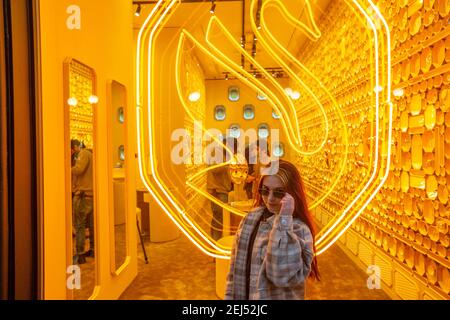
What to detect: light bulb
<box><xmin>291</xmin><ymin>91</ymin><xmax>301</xmax><ymax>100</ymax></box>
<box><xmin>284</xmin><ymin>87</ymin><xmax>293</xmax><ymax>97</ymax></box>
<box><xmin>68</xmin><ymin>97</ymin><xmax>78</xmax><ymax>106</ymax></box>
<box><xmin>88</xmin><ymin>95</ymin><xmax>99</xmax><ymax>104</ymax></box>
<box><xmin>188</xmin><ymin>91</ymin><xmax>201</xmax><ymax>102</ymax></box>
<box><xmin>135</xmin><ymin>4</ymin><xmax>141</xmax><ymax>17</ymax></box>
<box><xmin>374</xmin><ymin>85</ymin><xmax>383</xmax><ymax>93</ymax></box>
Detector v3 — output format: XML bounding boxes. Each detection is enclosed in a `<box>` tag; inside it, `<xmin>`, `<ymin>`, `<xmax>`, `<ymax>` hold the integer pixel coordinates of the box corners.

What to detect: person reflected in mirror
<box><xmin>244</xmin><ymin>139</ymin><xmax>269</xmax><ymax>200</ymax></box>
<box><xmin>71</xmin><ymin>139</ymin><xmax>94</xmax><ymax>264</ymax></box>
<box><xmin>244</xmin><ymin>143</ymin><xmax>257</xmax><ymax>200</ymax></box>
<box><xmin>206</xmin><ymin>137</ymin><xmax>237</xmax><ymax>241</ymax></box>
<box><xmin>225</xmin><ymin>159</ymin><xmax>320</xmax><ymax>300</ymax></box>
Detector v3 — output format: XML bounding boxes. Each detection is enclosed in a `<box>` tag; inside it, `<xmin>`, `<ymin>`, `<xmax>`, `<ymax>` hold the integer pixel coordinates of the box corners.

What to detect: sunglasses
<box><xmin>259</xmin><ymin>187</ymin><xmax>286</xmax><ymax>199</ymax></box>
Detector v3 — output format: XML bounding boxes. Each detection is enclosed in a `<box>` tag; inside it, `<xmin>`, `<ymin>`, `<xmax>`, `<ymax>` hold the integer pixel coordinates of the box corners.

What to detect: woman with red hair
<box><xmin>225</xmin><ymin>159</ymin><xmax>320</xmax><ymax>300</ymax></box>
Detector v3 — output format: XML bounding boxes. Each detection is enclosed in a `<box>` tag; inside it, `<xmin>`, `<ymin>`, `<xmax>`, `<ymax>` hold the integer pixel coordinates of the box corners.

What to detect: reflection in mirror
<box><xmin>214</xmin><ymin>105</ymin><xmax>226</xmax><ymax>121</ymax></box>
<box><xmin>258</xmin><ymin>123</ymin><xmax>270</xmax><ymax>138</ymax></box>
<box><xmin>118</xmin><ymin>107</ymin><xmax>124</xmax><ymax>124</ymax></box>
<box><xmin>64</xmin><ymin>58</ymin><xmax>97</xmax><ymax>299</ymax></box>
<box><xmin>119</xmin><ymin>145</ymin><xmax>125</xmax><ymax>161</ymax></box>
<box><xmin>109</xmin><ymin>81</ymin><xmax>128</xmax><ymax>273</ymax></box>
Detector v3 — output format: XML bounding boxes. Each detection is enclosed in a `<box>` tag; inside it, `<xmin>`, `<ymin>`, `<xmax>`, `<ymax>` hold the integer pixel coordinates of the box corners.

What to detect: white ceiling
<box><xmin>133</xmin><ymin>0</ymin><xmax>332</xmax><ymax>79</ymax></box>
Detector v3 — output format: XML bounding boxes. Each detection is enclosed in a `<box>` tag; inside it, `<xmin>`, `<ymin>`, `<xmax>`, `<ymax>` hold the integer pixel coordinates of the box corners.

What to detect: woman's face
<box><xmin>260</xmin><ymin>175</ymin><xmax>286</xmax><ymax>214</ymax></box>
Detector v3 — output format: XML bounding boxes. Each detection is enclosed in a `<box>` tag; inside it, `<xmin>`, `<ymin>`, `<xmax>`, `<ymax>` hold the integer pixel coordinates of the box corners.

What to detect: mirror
<box><xmin>258</xmin><ymin>123</ymin><xmax>270</xmax><ymax>138</ymax></box>
<box><xmin>108</xmin><ymin>81</ymin><xmax>128</xmax><ymax>274</ymax></box>
<box><xmin>243</xmin><ymin>104</ymin><xmax>255</xmax><ymax>120</ymax></box>
<box><xmin>214</xmin><ymin>105</ymin><xmax>226</xmax><ymax>121</ymax></box>
<box><xmin>229</xmin><ymin>124</ymin><xmax>241</xmax><ymax>139</ymax></box>
<box><xmin>228</xmin><ymin>86</ymin><xmax>240</xmax><ymax>101</ymax></box>
<box><xmin>64</xmin><ymin>58</ymin><xmax>97</xmax><ymax>299</ymax></box>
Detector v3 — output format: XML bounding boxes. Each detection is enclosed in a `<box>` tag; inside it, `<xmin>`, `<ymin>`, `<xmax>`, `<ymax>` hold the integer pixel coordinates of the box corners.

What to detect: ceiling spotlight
<box><xmin>88</xmin><ymin>95</ymin><xmax>99</xmax><ymax>104</ymax></box>
<box><xmin>135</xmin><ymin>4</ymin><xmax>141</xmax><ymax>17</ymax></box>
<box><xmin>291</xmin><ymin>91</ymin><xmax>301</xmax><ymax>100</ymax></box>
<box><xmin>210</xmin><ymin>1</ymin><xmax>216</xmax><ymax>14</ymax></box>
<box><xmin>188</xmin><ymin>91</ymin><xmax>201</xmax><ymax>102</ymax></box>
<box><xmin>67</xmin><ymin>97</ymin><xmax>78</xmax><ymax>106</ymax></box>
<box><xmin>284</xmin><ymin>87</ymin><xmax>293</xmax><ymax>97</ymax></box>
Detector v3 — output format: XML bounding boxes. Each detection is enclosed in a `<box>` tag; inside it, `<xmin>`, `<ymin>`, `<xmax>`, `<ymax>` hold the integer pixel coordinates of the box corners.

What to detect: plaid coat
<box><xmin>224</xmin><ymin>206</ymin><xmax>314</xmax><ymax>300</ymax></box>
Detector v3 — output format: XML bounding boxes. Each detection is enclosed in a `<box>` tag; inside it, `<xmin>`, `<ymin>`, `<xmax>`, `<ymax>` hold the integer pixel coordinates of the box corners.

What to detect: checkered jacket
<box><xmin>224</xmin><ymin>206</ymin><xmax>314</xmax><ymax>300</ymax></box>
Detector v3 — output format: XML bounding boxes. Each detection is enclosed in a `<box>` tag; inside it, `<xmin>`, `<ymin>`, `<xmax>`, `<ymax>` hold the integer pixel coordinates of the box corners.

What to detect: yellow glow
<box><xmin>249</xmin><ymin>0</ymin><xmax>348</xmax><ymax>210</ymax></box>
<box><xmin>68</xmin><ymin>97</ymin><xmax>78</xmax><ymax>106</ymax></box>
<box><xmin>316</xmin><ymin>0</ymin><xmax>392</xmax><ymax>252</ymax></box>
<box><xmin>136</xmin><ymin>0</ymin><xmax>233</xmax><ymax>257</ymax></box>
<box><xmin>315</xmin><ymin>0</ymin><xmax>382</xmax><ymax>246</ymax></box>
<box><xmin>88</xmin><ymin>95</ymin><xmax>99</xmax><ymax>104</ymax></box>
<box><xmin>174</xmin><ymin>32</ymin><xmax>248</xmax><ymax>218</ymax></box>
<box><xmin>393</xmin><ymin>88</ymin><xmax>404</xmax><ymax>97</ymax></box>
<box><xmin>290</xmin><ymin>91</ymin><xmax>301</xmax><ymax>100</ymax></box>
<box><xmin>263</xmin><ymin>0</ymin><xmax>321</xmax><ymax>41</ymax></box>
<box><xmin>253</xmin><ymin>0</ymin><xmax>331</xmax><ymax>157</ymax></box>
<box><xmin>205</xmin><ymin>17</ymin><xmax>304</xmax><ymax>150</ymax></box>
<box><xmin>188</xmin><ymin>91</ymin><xmax>201</xmax><ymax>102</ymax></box>
<box><xmin>135</xmin><ymin>0</ymin><xmax>392</xmax><ymax>259</ymax></box>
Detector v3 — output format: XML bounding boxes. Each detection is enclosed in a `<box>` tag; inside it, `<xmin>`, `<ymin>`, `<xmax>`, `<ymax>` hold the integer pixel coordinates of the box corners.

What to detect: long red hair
<box><xmin>253</xmin><ymin>160</ymin><xmax>320</xmax><ymax>280</ymax></box>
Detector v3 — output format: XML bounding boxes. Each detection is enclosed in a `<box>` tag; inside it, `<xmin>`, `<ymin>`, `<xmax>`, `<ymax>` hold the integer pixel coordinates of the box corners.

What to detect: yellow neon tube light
<box><xmin>136</xmin><ymin>0</ymin><xmax>392</xmax><ymax>258</ymax></box>
<box><xmin>137</xmin><ymin>0</ymin><xmax>231</xmax><ymax>256</ymax></box>
<box><xmin>316</xmin><ymin>0</ymin><xmax>392</xmax><ymax>250</ymax></box>
<box><xmin>316</xmin><ymin>0</ymin><xmax>382</xmax><ymax>245</ymax></box>
<box><xmin>249</xmin><ymin>0</ymin><xmax>347</xmax><ymax>210</ymax></box>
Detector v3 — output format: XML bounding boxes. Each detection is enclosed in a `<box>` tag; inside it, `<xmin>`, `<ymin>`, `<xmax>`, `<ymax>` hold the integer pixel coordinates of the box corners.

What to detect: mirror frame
<box><xmin>106</xmin><ymin>80</ymin><xmax>130</xmax><ymax>276</ymax></box>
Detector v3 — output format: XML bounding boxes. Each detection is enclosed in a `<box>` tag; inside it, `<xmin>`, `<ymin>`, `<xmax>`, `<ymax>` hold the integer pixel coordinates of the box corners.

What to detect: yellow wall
<box><xmin>39</xmin><ymin>0</ymin><xmax>136</xmax><ymax>299</ymax></box>
<box><xmin>299</xmin><ymin>0</ymin><xmax>450</xmax><ymax>299</ymax></box>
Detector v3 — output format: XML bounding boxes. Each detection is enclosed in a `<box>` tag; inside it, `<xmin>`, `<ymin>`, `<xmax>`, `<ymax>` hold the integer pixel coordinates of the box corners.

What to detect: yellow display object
<box><xmin>424</xmin><ymin>105</ymin><xmax>436</xmax><ymax>130</ymax></box>
<box><xmin>401</xmin><ymin>171</ymin><xmax>410</xmax><ymax>192</ymax></box>
<box><xmin>422</xmin><ymin>130</ymin><xmax>435</xmax><ymax>152</ymax></box>
<box><xmin>411</xmin><ymin>134</ymin><xmax>423</xmax><ymax>169</ymax></box>
<box><xmin>423</xmin><ymin>152</ymin><xmax>435</xmax><ymax>175</ymax></box>
<box><xmin>432</xmin><ymin>40</ymin><xmax>445</xmax><ymax>67</ymax></box>
<box><xmin>410</xmin><ymin>169</ymin><xmax>425</xmax><ymax>190</ymax></box>
<box><xmin>135</xmin><ymin>0</ymin><xmax>392</xmax><ymax>259</ymax></box>
<box><xmin>438</xmin><ymin>184</ymin><xmax>448</xmax><ymax>204</ymax></box>
<box><xmin>400</xmin><ymin>111</ymin><xmax>409</xmax><ymax>132</ymax></box>
<box><xmin>440</xmin><ymin>88</ymin><xmax>450</xmax><ymax>112</ymax></box>
<box><xmin>426</xmin><ymin>175</ymin><xmax>438</xmax><ymax>200</ymax></box>
<box><xmin>421</xmin><ymin>47</ymin><xmax>433</xmax><ymax>73</ymax></box>
<box><xmin>423</xmin><ymin>199</ymin><xmax>435</xmax><ymax>225</ymax></box>
<box><xmin>410</xmin><ymin>94</ymin><xmax>422</xmax><ymax>116</ymax></box>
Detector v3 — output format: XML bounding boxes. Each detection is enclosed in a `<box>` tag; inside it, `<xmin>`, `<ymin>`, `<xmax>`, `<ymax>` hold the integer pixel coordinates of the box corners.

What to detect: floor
<box><xmin>119</xmin><ymin>233</ymin><xmax>391</xmax><ymax>300</ymax></box>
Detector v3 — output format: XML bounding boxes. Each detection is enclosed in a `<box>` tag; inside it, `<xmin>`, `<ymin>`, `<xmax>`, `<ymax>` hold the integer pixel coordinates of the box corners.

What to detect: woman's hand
<box><xmin>279</xmin><ymin>193</ymin><xmax>295</xmax><ymax>216</ymax></box>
